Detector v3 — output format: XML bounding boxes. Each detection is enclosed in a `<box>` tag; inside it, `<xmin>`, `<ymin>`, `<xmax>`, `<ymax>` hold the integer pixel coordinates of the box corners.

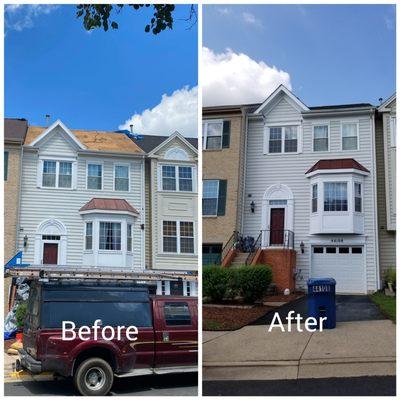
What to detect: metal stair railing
<box><xmin>220</xmin><ymin>231</ymin><xmax>240</xmax><ymax>265</ymax></box>
<box><xmin>245</xmin><ymin>231</ymin><xmax>262</xmax><ymax>265</ymax></box>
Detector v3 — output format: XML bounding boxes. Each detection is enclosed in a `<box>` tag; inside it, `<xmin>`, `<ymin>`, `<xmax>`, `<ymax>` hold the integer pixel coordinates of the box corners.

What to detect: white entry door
<box><xmin>311</xmin><ymin>246</ymin><xmax>365</xmax><ymax>294</ymax></box>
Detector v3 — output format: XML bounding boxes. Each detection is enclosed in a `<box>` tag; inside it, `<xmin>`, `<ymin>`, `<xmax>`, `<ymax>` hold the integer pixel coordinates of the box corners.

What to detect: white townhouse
<box><xmin>241</xmin><ymin>85</ymin><xmax>379</xmax><ymax>294</ymax></box>
<box><xmin>17</xmin><ymin>120</ymin><xmax>146</xmax><ymax>270</ymax></box>
<box><xmin>132</xmin><ymin>132</ymin><xmax>198</xmax><ymax>296</ymax></box>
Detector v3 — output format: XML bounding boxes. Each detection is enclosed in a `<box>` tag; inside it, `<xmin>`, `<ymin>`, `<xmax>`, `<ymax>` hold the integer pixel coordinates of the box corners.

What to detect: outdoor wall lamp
<box><xmin>140</xmin><ymin>224</ymin><xmax>145</xmax><ymax>230</ymax></box>
<box><xmin>250</xmin><ymin>201</ymin><xmax>255</xmax><ymax>213</ymax></box>
<box><xmin>23</xmin><ymin>235</ymin><xmax>28</xmax><ymax>248</ymax></box>
<box><xmin>300</xmin><ymin>241</ymin><xmax>305</xmax><ymax>254</ymax></box>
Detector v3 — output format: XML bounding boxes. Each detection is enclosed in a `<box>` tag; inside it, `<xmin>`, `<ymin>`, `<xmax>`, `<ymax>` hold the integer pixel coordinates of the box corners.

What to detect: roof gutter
<box><xmin>302</xmin><ymin>107</ymin><xmax>375</xmax><ymax>118</ymax></box>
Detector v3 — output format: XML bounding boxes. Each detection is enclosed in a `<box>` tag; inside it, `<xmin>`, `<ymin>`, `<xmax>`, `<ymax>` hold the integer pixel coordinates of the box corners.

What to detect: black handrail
<box><xmin>261</xmin><ymin>229</ymin><xmax>295</xmax><ymax>249</ymax></box>
<box><xmin>245</xmin><ymin>231</ymin><xmax>262</xmax><ymax>265</ymax></box>
<box><xmin>221</xmin><ymin>231</ymin><xmax>240</xmax><ymax>264</ymax></box>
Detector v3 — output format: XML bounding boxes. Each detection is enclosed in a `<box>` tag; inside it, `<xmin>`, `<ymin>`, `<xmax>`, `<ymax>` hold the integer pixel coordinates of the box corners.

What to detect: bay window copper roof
<box><xmin>80</xmin><ymin>198</ymin><xmax>139</xmax><ymax>215</ymax></box>
<box><xmin>306</xmin><ymin>159</ymin><xmax>370</xmax><ymax>175</ymax></box>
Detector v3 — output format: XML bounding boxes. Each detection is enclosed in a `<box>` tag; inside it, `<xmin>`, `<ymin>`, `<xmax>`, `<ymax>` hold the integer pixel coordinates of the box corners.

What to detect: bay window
<box><xmin>324</xmin><ymin>182</ymin><xmax>348</xmax><ymax>212</ymax></box>
<box><xmin>312</xmin><ymin>184</ymin><xmax>318</xmax><ymax>213</ymax></box>
<box><xmin>127</xmin><ymin>223</ymin><xmax>132</xmax><ymax>252</ymax></box>
<box><xmin>354</xmin><ymin>182</ymin><xmax>362</xmax><ymax>212</ymax></box>
<box><xmin>342</xmin><ymin>122</ymin><xmax>358</xmax><ymax>150</ymax></box>
<box><xmin>313</xmin><ymin>125</ymin><xmax>329</xmax><ymax>152</ymax></box>
<box><xmin>99</xmin><ymin>222</ymin><xmax>121</xmax><ymax>250</ymax></box>
<box><xmin>85</xmin><ymin>222</ymin><xmax>93</xmax><ymax>250</ymax></box>
<box><xmin>268</xmin><ymin>126</ymin><xmax>298</xmax><ymax>153</ymax></box>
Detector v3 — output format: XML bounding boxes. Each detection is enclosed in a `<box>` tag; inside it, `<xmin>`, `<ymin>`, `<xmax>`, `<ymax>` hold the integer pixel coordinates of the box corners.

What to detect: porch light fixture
<box><xmin>250</xmin><ymin>201</ymin><xmax>255</xmax><ymax>213</ymax></box>
<box><xmin>300</xmin><ymin>241</ymin><xmax>305</xmax><ymax>254</ymax></box>
<box><xmin>23</xmin><ymin>235</ymin><xmax>28</xmax><ymax>248</ymax></box>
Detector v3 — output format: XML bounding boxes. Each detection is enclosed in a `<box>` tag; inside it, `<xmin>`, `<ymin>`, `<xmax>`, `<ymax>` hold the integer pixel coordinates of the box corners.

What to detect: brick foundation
<box><xmin>251</xmin><ymin>248</ymin><xmax>297</xmax><ymax>293</ymax></box>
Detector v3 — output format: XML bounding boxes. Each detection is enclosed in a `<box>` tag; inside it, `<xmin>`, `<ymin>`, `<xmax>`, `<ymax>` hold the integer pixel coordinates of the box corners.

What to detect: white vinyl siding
<box><xmin>244</xmin><ymin>111</ymin><xmax>377</xmax><ymax>292</ymax></box>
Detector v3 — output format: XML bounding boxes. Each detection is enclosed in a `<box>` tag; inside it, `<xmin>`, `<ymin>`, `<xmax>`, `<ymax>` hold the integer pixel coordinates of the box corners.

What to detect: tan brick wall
<box><xmin>203</xmin><ymin>114</ymin><xmax>243</xmax><ymax>246</ymax></box>
<box><xmin>4</xmin><ymin>144</ymin><xmax>22</xmax><ymax>264</ymax></box>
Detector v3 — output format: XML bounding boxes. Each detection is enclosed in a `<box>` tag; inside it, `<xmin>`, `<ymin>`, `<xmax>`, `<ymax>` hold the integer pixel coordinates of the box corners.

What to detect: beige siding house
<box><xmin>202</xmin><ymin>106</ymin><xmax>247</xmax><ymax>264</ymax></box>
<box><xmin>133</xmin><ymin>132</ymin><xmax>198</xmax><ymax>296</ymax></box>
<box><xmin>4</xmin><ymin>118</ymin><xmax>27</xmax><ymax>263</ymax></box>
<box><xmin>376</xmin><ymin>94</ymin><xmax>396</xmax><ymax>275</ymax></box>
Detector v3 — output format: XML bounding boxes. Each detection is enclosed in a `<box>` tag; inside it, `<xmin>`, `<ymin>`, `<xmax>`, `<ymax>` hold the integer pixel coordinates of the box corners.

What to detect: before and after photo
<box><xmin>3</xmin><ymin>1</ymin><xmax>397</xmax><ymax>397</ymax></box>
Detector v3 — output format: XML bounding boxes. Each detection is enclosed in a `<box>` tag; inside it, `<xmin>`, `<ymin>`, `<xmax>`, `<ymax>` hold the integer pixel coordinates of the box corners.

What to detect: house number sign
<box><xmin>331</xmin><ymin>238</ymin><xmax>344</xmax><ymax>243</ymax></box>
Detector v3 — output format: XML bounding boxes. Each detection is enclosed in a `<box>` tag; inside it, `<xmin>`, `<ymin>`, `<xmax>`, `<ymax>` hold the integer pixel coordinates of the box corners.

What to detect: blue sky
<box><xmin>203</xmin><ymin>4</ymin><xmax>396</xmax><ymax>107</ymax></box>
<box><xmin>5</xmin><ymin>4</ymin><xmax>198</xmax><ymax>135</ymax></box>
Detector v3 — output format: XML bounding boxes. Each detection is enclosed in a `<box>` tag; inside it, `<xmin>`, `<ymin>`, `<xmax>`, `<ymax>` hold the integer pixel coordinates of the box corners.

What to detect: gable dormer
<box><xmin>254</xmin><ymin>85</ymin><xmax>309</xmax><ymax>155</ymax></box>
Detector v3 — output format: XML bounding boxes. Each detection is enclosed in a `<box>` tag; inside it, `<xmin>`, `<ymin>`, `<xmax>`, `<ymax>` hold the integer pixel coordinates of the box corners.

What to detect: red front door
<box><xmin>270</xmin><ymin>208</ymin><xmax>285</xmax><ymax>245</ymax></box>
<box><xmin>43</xmin><ymin>243</ymin><xmax>58</xmax><ymax>264</ymax></box>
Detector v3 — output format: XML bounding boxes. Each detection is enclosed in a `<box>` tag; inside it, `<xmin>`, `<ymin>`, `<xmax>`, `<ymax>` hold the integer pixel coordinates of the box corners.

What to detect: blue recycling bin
<box><xmin>307</xmin><ymin>278</ymin><xmax>336</xmax><ymax>329</ymax></box>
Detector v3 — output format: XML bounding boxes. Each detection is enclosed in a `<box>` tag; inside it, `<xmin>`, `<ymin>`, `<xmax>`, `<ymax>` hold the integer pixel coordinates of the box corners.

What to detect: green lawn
<box><xmin>370</xmin><ymin>292</ymin><xmax>396</xmax><ymax>322</ymax></box>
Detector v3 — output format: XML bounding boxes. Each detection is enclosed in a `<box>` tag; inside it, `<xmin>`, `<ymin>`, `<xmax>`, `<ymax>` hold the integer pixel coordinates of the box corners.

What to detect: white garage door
<box><xmin>311</xmin><ymin>246</ymin><xmax>365</xmax><ymax>294</ymax></box>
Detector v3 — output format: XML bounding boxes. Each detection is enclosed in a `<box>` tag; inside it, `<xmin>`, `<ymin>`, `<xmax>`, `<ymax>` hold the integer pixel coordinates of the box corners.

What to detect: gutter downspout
<box><xmin>371</xmin><ymin>110</ymin><xmax>381</xmax><ymax>291</ymax></box>
<box><xmin>240</xmin><ymin>107</ymin><xmax>249</xmax><ymax>234</ymax></box>
<box><xmin>15</xmin><ymin>145</ymin><xmax>24</xmax><ymax>257</ymax></box>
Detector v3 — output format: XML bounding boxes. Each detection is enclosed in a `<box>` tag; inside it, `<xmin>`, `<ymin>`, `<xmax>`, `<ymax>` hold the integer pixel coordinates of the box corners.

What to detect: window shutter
<box><xmin>222</xmin><ymin>121</ymin><xmax>231</xmax><ymax>148</ymax></box>
<box><xmin>217</xmin><ymin>180</ymin><xmax>227</xmax><ymax>216</ymax></box>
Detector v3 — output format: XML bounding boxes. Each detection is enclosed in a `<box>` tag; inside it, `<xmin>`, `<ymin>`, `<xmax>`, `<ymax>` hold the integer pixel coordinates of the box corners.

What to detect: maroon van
<box><xmin>17</xmin><ymin>281</ymin><xmax>198</xmax><ymax>395</ymax></box>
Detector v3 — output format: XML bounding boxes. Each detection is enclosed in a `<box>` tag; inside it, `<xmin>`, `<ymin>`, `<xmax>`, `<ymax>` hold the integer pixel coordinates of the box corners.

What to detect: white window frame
<box><xmin>161</xmin><ymin>220</ymin><xmax>195</xmax><ymax>255</ymax></box>
<box><xmin>98</xmin><ymin>220</ymin><xmax>122</xmax><ymax>252</ymax></box>
<box><xmin>323</xmin><ymin>181</ymin><xmax>349</xmax><ymax>213</ymax></box>
<box><xmin>127</xmin><ymin>223</ymin><xmax>133</xmax><ymax>253</ymax></box>
<box><xmin>264</xmin><ymin>124</ymin><xmax>301</xmax><ymax>155</ymax></box>
<box><xmin>311</xmin><ymin>183</ymin><xmax>318</xmax><ymax>213</ymax></box>
<box><xmin>86</xmin><ymin>161</ymin><xmax>104</xmax><ymax>191</ymax></box>
<box><xmin>202</xmin><ymin>119</ymin><xmax>223</xmax><ymax>150</ymax></box>
<box><xmin>312</xmin><ymin>123</ymin><xmax>330</xmax><ymax>152</ymax></box>
<box><xmin>354</xmin><ymin>181</ymin><xmax>363</xmax><ymax>213</ymax></box>
<box><xmin>113</xmin><ymin>162</ymin><xmax>130</xmax><ymax>192</ymax></box>
<box><xmin>390</xmin><ymin>116</ymin><xmax>396</xmax><ymax>147</ymax></box>
<box><xmin>341</xmin><ymin>121</ymin><xmax>359</xmax><ymax>151</ymax></box>
<box><xmin>202</xmin><ymin>179</ymin><xmax>219</xmax><ymax>217</ymax></box>
<box><xmin>159</xmin><ymin>164</ymin><xmax>195</xmax><ymax>193</ymax></box>
<box><xmin>39</xmin><ymin>158</ymin><xmax>75</xmax><ymax>190</ymax></box>
<box><xmin>84</xmin><ymin>221</ymin><xmax>93</xmax><ymax>252</ymax></box>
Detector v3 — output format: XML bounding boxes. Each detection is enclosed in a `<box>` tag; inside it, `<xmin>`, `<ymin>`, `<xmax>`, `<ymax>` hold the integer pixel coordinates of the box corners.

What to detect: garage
<box><xmin>311</xmin><ymin>246</ymin><xmax>365</xmax><ymax>294</ymax></box>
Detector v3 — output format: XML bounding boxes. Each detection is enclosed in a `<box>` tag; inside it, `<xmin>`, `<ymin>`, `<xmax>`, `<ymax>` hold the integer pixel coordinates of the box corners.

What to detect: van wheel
<box><xmin>74</xmin><ymin>357</ymin><xmax>114</xmax><ymax>396</ymax></box>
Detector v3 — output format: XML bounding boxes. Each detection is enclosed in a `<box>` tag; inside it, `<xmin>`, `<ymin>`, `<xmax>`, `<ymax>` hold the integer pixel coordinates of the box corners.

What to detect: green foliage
<box><xmin>203</xmin><ymin>265</ymin><xmax>230</xmax><ymax>303</ymax></box>
<box><xmin>203</xmin><ymin>264</ymin><xmax>273</xmax><ymax>304</ymax></box>
<box><xmin>370</xmin><ymin>292</ymin><xmax>396</xmax><ymax>321</ymax></box>
<box><xmin>76</xmin><ymin>4</ymin><xmax>177</xmax><ymax>34</ymax></box>
<box><xmin>15</xmin><ymin>303</ymin><xmax>28</xmax><ymax>328</ymax></box>
<box><xmin>234</xmin><ymin>265</ymin><xmax>273</xmax><ymax>303</ymax></box>
<box><xmin>384</xmin><ymin>268</ymin><xmax>396</xmax><ymax>288</ymax></box>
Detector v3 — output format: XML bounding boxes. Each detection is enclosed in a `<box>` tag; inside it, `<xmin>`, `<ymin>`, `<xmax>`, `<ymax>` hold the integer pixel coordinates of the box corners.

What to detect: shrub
<box><xmin>203</xmin><ymin>265</ymin><xmax>231</xmax><ymax>303</ymax></box>
<box><xmin>15</xmin><ymin>302</ymin><xmax>28</xmax><ymax>328</ymax></box>
<box><xmin>235</xmin><ymin>264</ymin><xmax>273</xmax><ymax>303</ymax></box>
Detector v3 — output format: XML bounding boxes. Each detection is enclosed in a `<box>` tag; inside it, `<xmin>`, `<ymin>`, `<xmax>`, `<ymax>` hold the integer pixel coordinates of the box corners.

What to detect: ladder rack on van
<box><xmin>6</xmin><ymin>266</ymin><xmax>197</xmax><ymax>282</ymax></box>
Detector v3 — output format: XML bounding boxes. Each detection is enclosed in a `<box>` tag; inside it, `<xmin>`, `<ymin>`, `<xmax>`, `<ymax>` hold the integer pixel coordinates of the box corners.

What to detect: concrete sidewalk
<box><xmin>203</xmin><ymin>320</ymin><xmax>396</xmax><ymax>381</ymax></box>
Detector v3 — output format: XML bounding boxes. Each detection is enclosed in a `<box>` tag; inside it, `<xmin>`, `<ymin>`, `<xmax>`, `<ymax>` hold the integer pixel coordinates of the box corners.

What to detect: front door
<box><xmin>43</xmin><ymin>243</ymin><xmax>58</xmax><ymax>264</ymax></box>
<box><xmin>270</xmin><ymin>208</ymin><xmax>285</xmax><ymax>245</ymax></box>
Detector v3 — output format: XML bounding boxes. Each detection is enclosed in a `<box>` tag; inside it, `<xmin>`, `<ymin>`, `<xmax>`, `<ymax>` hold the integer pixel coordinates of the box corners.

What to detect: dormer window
<box><xmin>267</xmin><ymin>126</ymin><xmax>299</xmax><ymax>154</ymax></box>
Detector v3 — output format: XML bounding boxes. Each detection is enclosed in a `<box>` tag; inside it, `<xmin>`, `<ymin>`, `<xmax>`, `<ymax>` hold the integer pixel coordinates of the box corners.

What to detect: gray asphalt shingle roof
<box><xmin>131</xmin><ymin>135</ymin><xmax>198</xmax><ymax>153</ymax></box>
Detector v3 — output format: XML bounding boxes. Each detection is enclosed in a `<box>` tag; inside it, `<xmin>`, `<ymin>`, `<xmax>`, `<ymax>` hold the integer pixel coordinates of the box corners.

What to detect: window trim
<box><xmin>202</xmin><ymin>119</ymin><xmax>224</xmax><ymax>150</ymax></box>
<box><xmin>264</xmin><ymin>124</ymin><xmax>301</xmax><ymax>155</ymax></box>
<box><xmin>341</xmin><ymin>121</ymin><xmax>359</xmax><ymax>151</ymax></box>
<box><xmin>86</xmin><ymin>161</ymin><xmax>104</xmax><ymax>191</ymax></box>
<box><xmin>40</xmin><ymin>158</ymin><xmax>74</xmax><ymax>190</ymax></box>
<box><xmin>323</xmin><ymin>181</ymin><xmax>349</xmax><ymax>213</ymax></box>
<box><xmin>202</xmin><ymin>179</ymin><xmax>219</xmax><ymax>217</ymax></box>
<box><xmin>113</xmin><ymin>162</ymin><xmax>130</xmax><ymax>192</ymax></box>
<box><xmin>312</xmin><ymin>123</ymin><xmax>330</xmax><ymax>152</ymax></box>
<box><xmin>99</xmin><ymin>220</ymin><xmax>122</xmax><ymax>252</ymax></box>
<box><xmin>84</xmin><ymin>221</ymin><xmax>93</xmax><ymax>252</ymax></box>
<box><xmin>159</xmin><ymin>164</ymin><xmax>195</xmax><ymax>193</ymax></box>
<box><xmin>161</xmin><ymin>220</ymin><xmax>195</xmax><ymax>255</ymax></box>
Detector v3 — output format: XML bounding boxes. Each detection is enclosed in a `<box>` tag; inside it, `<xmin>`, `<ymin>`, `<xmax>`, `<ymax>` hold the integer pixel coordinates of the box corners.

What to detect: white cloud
<box><xmin>202</xmin><ymin>47</ymin><xmax>292</xmax><ymax>106</ymax></box>
<box><xmin>242</xmin><ymin>12</ymin><xmax>263</xmax><ymax>27</ymax></box>
<box><xmin>5</xmin><ymin>4</ymin><xmax>59</xmax><ymax>32</ymax></box>
<box><xmin>217</xmin><ymin>7</ymin><xmax>231</xmax><ymax>15</ymax></box>
<box><xmin>119</xmin><ymin>86</ymin><xmax>198</xmax><ymax>138</ymax></box>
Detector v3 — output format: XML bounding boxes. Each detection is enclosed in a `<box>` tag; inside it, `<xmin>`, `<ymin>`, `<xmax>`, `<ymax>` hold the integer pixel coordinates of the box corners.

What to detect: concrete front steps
<box><xmin>229</xmin><ymin>252</ymin><xmax>249</xmax><ymax>267</ymax></box>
